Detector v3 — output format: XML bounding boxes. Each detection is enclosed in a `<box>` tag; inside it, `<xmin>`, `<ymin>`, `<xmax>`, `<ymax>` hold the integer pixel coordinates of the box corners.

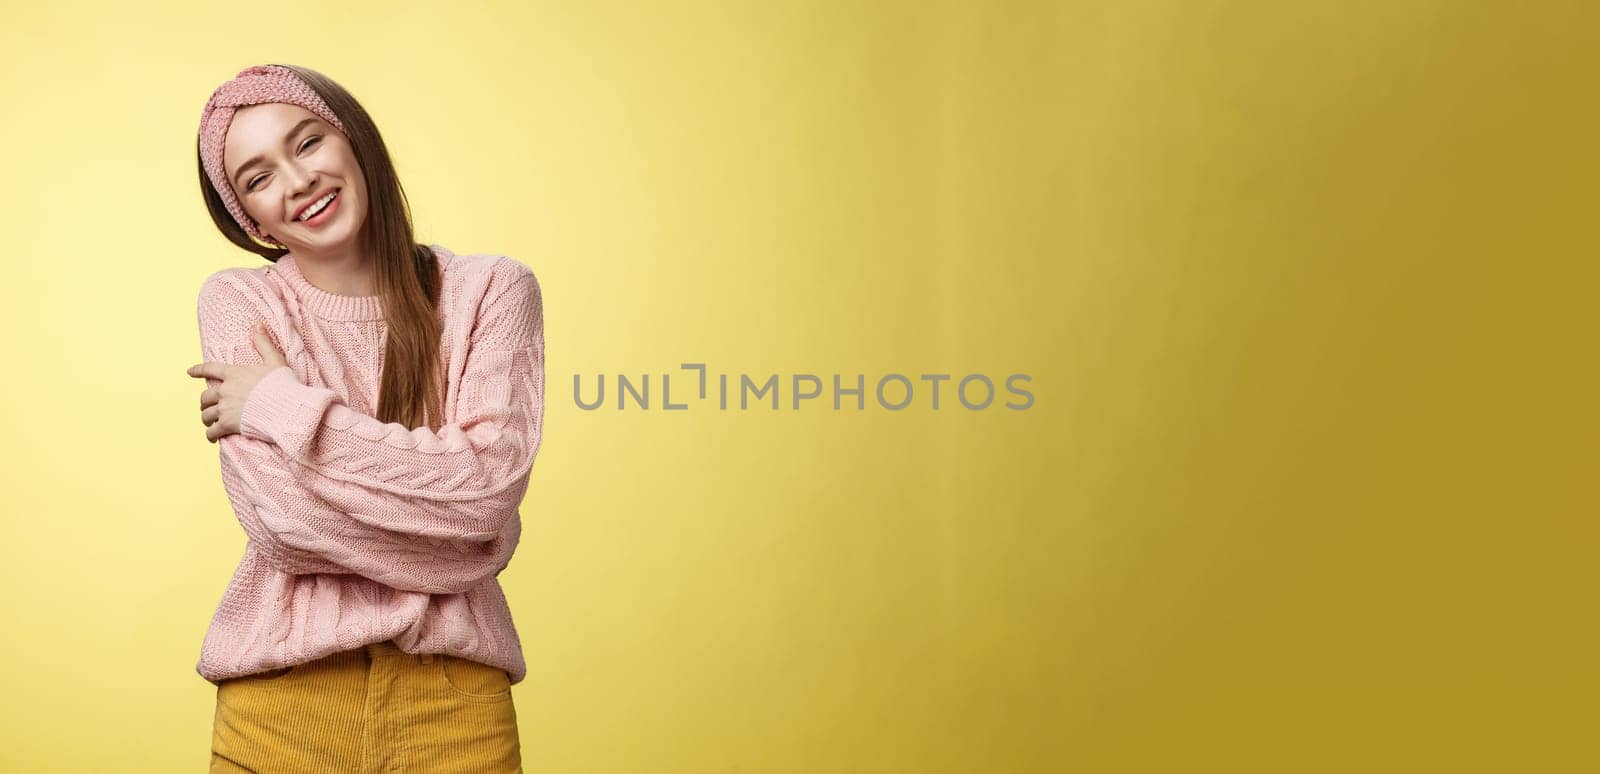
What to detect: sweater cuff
<box><xmin>240</xmin><ymin>366</ymin><xmax>311</xmax><ymax>446</ymax></box>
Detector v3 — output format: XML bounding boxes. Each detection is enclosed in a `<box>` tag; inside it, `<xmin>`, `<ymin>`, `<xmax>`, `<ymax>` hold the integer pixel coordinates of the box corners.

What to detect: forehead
<box><xmin>223</xmin><ymin>103</ymin><xmax>324</xmax><ymax>170</ymax></box>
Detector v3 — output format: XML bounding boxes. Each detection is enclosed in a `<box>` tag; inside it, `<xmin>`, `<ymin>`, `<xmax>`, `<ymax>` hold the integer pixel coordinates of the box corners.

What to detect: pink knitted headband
<box><xmin>198</xmin><ymin>64</ymin><xmax>347</xmax><ymax>247</ymax></box>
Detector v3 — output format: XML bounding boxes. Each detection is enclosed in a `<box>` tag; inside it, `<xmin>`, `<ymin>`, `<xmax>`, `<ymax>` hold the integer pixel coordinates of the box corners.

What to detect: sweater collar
<box><xmin>274</xmin><ymin>251</ymin><xmax>387</xmax><ymax>321</ymax></box>
<box><xmin>273</xmin><ymin>245</ymin><xmax>455</xmax><ymax>321</ymax></box>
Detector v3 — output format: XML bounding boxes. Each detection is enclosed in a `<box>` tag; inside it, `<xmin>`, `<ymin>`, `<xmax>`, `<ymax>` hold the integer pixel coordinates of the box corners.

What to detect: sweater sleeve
<box><xmin>195</xmin><ymin>259</ymin><xmax>544</xmax><ymax>593</ymax></box>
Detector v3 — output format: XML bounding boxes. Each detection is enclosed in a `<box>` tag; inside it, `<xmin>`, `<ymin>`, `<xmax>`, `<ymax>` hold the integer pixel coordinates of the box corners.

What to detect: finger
<box><xmin>187</xmin><ymin>362</ymin><xmax>223</xmax><ymax>380</ymax></box>
<box><xmin>199</xmin><ymin>387</ymin><xmax>216</xmax><ymax>409</ymax></box>
<box><xmin>253</xmin><ymin>326</ymin><xmax>286</xmax><ymax>366</ymax></box>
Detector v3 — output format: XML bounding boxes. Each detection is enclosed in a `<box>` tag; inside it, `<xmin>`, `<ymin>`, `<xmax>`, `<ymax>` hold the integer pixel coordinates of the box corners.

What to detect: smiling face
<box><xmin>222</xmin><ymin>102</ymin><xmax>367</xmax><ymax>255</ymax></box>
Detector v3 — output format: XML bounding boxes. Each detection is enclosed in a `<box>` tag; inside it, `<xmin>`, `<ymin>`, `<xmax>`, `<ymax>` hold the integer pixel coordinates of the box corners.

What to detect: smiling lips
<box><xmin>296</xmin><ymin>189</ymin><xmax>341</xmax><ymax>227</ymax></box>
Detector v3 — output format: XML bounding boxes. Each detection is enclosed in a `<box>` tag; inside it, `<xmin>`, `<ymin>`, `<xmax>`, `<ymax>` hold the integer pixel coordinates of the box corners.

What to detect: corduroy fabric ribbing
<box><xmin>194</xmin><ymin>243</ymin><xmax>545</xmax><ymax>688</ymax></box>
<box><xmin>210</xmin><ymin>639</ymin><xmax>521</xmax><ymax>772</ymax></box>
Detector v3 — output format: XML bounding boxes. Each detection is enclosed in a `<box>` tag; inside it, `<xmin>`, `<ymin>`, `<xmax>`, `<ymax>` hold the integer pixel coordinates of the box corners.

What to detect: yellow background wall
<box><xmin>0</xmin><ymin>1</ymin><xmax>1592</xmax><ymax>770</ymax></box>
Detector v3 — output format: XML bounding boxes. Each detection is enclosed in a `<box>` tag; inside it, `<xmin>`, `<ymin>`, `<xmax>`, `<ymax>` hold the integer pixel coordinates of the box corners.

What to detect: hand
<box><xmin>186</xmin><ymin>322</ymin><xmax>290</xmax><ymax>443</ymax></box>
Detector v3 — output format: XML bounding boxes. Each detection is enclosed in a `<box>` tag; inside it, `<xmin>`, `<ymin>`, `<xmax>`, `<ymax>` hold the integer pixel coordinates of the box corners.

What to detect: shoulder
<box><xmin>435</xmin><ymin>245</ymin><xmax>541</xmax><ymax>312</ymax></box>
<box><xmin>486</xmin><ymin>255</ymin><xmax>539</xmax><ymax>306</ymax></box>
<box><xmin>432</xmin><ymin>246</ymin><xmax>542</xmax><ymax>347</ymax></box>
<box><xmin>194</xmin><ymin>264</ymin><xmax>289</xmax><ymax>355</ymax></box>
<box><xmin>483</xmin><ymin>257</ymin><xmax>540</xmax><ymax>331</ymax></box>
<box><xmin>437</xmin><ymin>246</ymin><xmax>536</xmax><ymax>287</ymax></box>
<box><xmin>196</xmin><ymin>263</ymin><xmax>278</xmax><ymax>316</ymax></box>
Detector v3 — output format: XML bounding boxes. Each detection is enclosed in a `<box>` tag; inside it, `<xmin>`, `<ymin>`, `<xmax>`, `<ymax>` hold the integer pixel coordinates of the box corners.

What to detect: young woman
<box><xmin>186</xmin><ymin>63</ymin><xmax>545</xmax><ymax>772</ymax></box>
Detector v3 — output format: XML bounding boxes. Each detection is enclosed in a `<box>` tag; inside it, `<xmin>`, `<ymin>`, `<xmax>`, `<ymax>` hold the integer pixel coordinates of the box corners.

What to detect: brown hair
<box><xmin>196</xmin><ymin>64</ymin><xmax>444</xmax><ymax>432</ymax></box>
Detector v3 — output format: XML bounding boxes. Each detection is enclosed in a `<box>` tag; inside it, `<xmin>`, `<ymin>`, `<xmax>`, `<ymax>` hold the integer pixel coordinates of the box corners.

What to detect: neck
<box><xmin>291</xmin><ymin>237</ymin><xmax>377</xmax><ymax>297</ymax></box>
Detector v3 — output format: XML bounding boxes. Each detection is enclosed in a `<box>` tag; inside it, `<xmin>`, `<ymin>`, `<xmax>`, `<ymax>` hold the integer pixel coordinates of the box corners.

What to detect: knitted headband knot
<box><xmin>198</xmin><ymin>64</ymin><xmax>347</xmax><ymax>247</ymax></box>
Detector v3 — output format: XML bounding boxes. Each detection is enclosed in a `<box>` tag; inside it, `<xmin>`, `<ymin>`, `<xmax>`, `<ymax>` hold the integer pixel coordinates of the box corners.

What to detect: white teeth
<box><xmin>299</xmin><ymin>191</ymin><xmax>337</xmax><ymax>221</ymax></box>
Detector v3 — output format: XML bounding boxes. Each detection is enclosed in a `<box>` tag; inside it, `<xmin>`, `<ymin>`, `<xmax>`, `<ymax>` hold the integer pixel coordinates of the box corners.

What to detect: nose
<box><xmin>284</xmin><ymin>163</ymin><xmax>318</xmax><ymax>201</ymax></box>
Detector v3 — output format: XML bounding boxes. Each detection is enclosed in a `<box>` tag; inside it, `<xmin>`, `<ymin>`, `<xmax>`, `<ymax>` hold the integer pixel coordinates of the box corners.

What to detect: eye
<box><xmin>244</xmin><ymin>137</ymin><xmax>322</xmax><ymax>191</ymax></box>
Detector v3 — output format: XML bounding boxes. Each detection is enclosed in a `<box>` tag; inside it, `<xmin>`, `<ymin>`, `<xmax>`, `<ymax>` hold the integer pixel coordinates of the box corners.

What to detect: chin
<box><xmin>296</xmin><ymin>216</ymin><xmax>364</xmax><ymax>251</ymax></box>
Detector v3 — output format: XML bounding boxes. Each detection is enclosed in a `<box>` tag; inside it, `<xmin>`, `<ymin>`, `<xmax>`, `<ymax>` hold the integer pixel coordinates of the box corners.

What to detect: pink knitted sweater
<box><xmin>194</xmin><ymin>244</ymin><xmax>544</xmax><ymax>687</ymax></box>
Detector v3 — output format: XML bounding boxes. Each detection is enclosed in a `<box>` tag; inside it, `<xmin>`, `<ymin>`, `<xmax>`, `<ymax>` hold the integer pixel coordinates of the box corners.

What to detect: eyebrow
<box><xmin>230</xmin><ymin>117</ymin><xmax>322</xmax><ymax>187</ymax></box>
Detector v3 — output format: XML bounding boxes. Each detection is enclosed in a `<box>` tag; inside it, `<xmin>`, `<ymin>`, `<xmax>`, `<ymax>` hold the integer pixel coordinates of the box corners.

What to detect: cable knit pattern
<box><xmin>193</xmin><ymin>243</ymin><xmax>545</xmax><ymax>687</ymax></box>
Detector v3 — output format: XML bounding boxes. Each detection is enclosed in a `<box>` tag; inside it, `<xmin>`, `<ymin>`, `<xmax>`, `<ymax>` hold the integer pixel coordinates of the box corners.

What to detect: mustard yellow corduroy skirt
<box><xmin>210</xmin><ymin>639</ymin><xmax>521</xmax><ymax>773</ymax></box>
